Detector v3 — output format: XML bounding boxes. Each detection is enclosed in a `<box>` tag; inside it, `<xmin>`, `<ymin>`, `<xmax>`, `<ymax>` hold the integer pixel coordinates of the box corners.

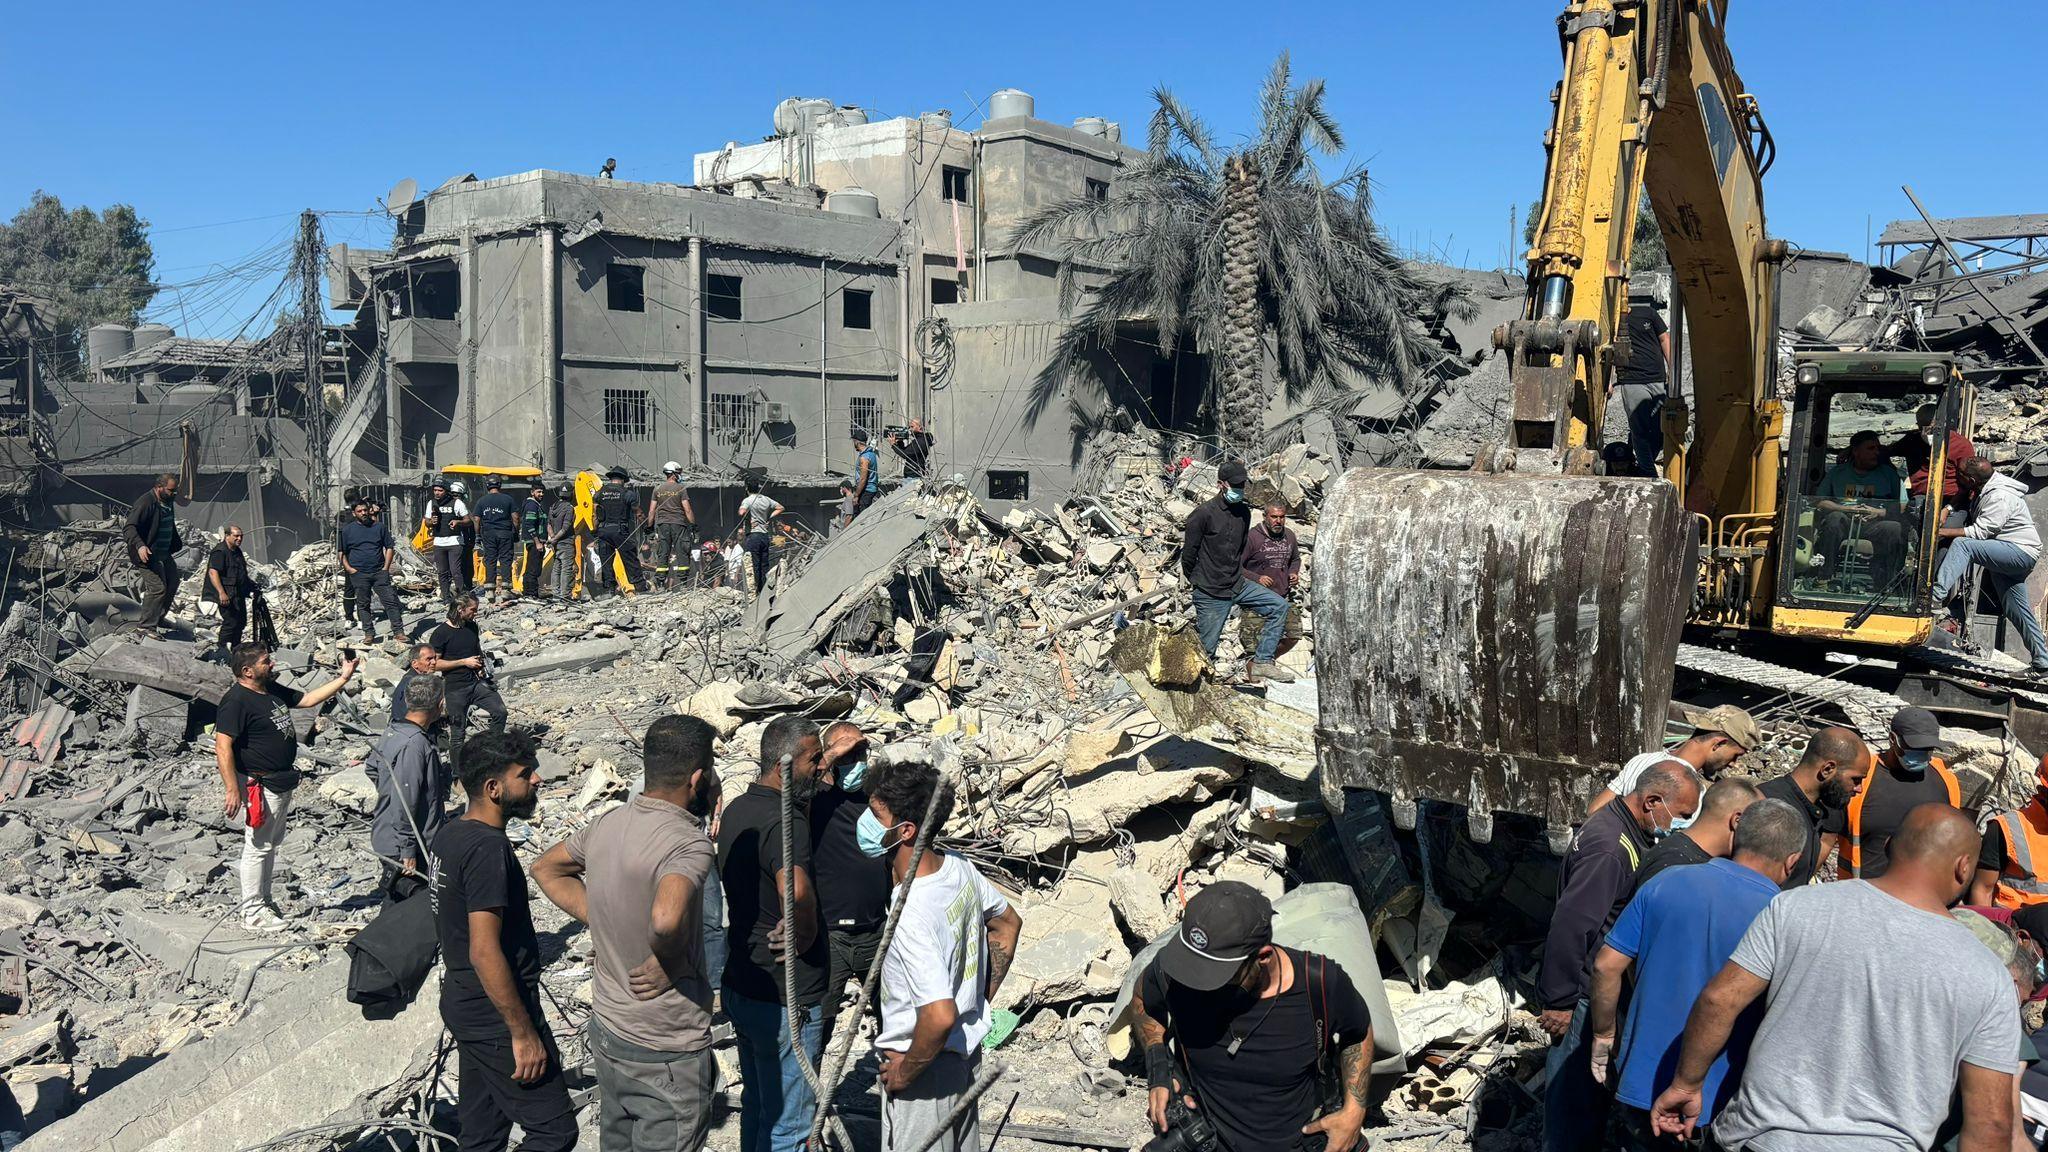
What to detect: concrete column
<box><xmin>460</xmin><ymin>228</ymin><xmax>478</xmax><ymax>462</ymax></box>
<box><xmin>689</xmin><ymin>236</ymin><xmax>708</xmax><ymax>467</ymax></box>
<box><xmin>376</xmin><ymin>282</ymin><xmax>399</xmax><ymax>477</ymax></box>
<box><xmin>539</xmin><ymin>225</ymin><xmax>560</xmax><ymax>472</ymax></box>
<box><xmin>899</xmin><ymin>223</ymin><xmax>921</xmax><ymax>421</ymax></box>
<box><xmin>821</xmin><ymin>256</ymin><xmax>830</xmax><ymax>471</ymax></box>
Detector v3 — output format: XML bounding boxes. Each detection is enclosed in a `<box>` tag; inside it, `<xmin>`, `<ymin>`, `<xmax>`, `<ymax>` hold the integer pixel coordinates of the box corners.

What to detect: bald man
<box><xmin>1758</xmin><ymin>726</ymin><xmax>1870</xmax><ymax>889</ymax></box>
<box><xmin>1633</xmin><ymin>777</ymin><xmax>1762</xmax><ymax>889</ymax></box>
<box><xmin>1652</xmin><ymin>805</ymin><xmax>2019</xmax><ymax>1151</ymax></box>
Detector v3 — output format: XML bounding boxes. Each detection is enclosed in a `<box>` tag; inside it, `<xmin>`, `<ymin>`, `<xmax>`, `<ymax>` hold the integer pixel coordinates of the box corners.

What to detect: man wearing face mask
<box><xmin>1539</xmin><ymin>759</ymin><xmax>1703</xmax><ymax>1152</ymax></box>
<box><xmin>532</xmin><ymin>716</ymin><xmax>721</xmax><ymax>1152</ymax></box>
<box><xmin>1631</xmin><ymin>776</ymin><xmax>1762</xmax><ymax>888</ymax></box>
<box><xmin>1651</xmin><ymin>805</ymin><xmax>2019</xmax><ymax>1151</ymax></box>
<box><xmin>1758</xmin><ymin>726</ymin><xmax>1871</xmax><ymax>889</ymax></box>
<box><xmin>1823</xmin><ymin>706</ymin><xmax>1959</xmax><ymax>879</ymax></box>
<box><xmin>864</xmin><ymin>762</ymin><xmax>1024</xmax><ymax>1152</ymax></box>
<box><xmin>1130</xmin><ymin>881</ymin><xmax>1375</xmax><ymax>1152</ymax></box>
<box><xmin>807</xmin><ymin>721</ymin><xmax>892</xmax><ymax>1039</ymax></box>
<box><xmin>1181</xmin><ymin>461</ymin><xmax>1293</xmax><ymax>683</ymax></box>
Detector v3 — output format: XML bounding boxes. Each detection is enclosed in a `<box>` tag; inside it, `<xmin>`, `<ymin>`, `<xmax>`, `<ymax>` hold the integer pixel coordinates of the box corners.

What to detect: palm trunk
<box><xmin>1218</xmin><ymin>154</ymin><xmax>1264</xmax><ymax>457</ymax></box>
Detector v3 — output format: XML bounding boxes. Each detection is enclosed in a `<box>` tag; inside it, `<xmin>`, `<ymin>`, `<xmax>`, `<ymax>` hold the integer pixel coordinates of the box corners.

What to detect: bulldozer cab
<box><xmin>1770</xmin><ymin>354</ymin><xmax>1970</xmax><ymax>647</ymax></box>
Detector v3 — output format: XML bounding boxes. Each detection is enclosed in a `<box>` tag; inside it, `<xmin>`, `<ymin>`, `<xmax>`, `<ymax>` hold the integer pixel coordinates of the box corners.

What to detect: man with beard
<box><xmin>431</xmin><ymin>596</ymin><xmax>507</xmax><ymax>776</ymax></box>
<box><xmin>1758</xmin><ymin>726</ymin><xmax>1870</xmax><ymax>889</ymax></box>
<box><xmin>124</xmin><ymin>472</ymin><xmax>183</xmax><ymax>631</ymax></box>
<box><xmin>339</xmin><ymin>498</ymin><xmax>407</xmax><ymax>643</ymax></box>
<box><xmin>366</xmin><ymin>674</ymin><xmax>449</xmax><ymax>902</ymax></box>
<box><xmin>433</xmin><ymin>729</ymin><xmax>573</xmax><ymax>1152</ymax></box>
<box><xmin>214</xmin><ymin>643</ymin><xmax>359</xmax><ymax>931</ymax></box>
<box><xmin>533</xmin><ymin>715</ymin><xmax>722</xmax><ymax>1152</ymax></box>
<box><xmin>1826</xmin><ymin>706</ymin><xmax>1960</xmax><ymax>878</ymax></box>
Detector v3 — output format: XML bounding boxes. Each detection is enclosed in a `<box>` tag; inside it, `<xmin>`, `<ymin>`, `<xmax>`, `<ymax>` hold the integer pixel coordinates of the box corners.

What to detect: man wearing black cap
<box><xmin>1180</xmin><ymin>462</ymin><xmax>1294</xmax><ymax>683</ymax></box>
<box><xmin>518</xmin><ymin>481</ymin><xmax>549</xmax><ymax>598</ymax></box>
<box><xmin>1131</xmin><ymin>881</ymin><xmax>1374</xmax><ymax>1152</ymax></box>
<box><xmin>592</xmin><ymin>467</ymin><xmax>643</xmax><ymax>596</ymax></box>
<box><xmin>474</xmin><ymin>476</ymin><xmax>520</xmax><ymax>601</ymax></box>
<box><xmin>1823</xmin><ymin>706</ymin><xmax>1961</xmax><ymax>878</ymax></box>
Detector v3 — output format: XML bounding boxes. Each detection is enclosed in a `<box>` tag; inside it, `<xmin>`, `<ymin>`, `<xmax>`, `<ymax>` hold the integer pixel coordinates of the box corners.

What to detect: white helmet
<box><xmin>449</xmin><ymin>481</ymin><xmax>469</xmax><ymax>497</ymax></box>
<box><xmin>663</xmin><ymin>461</ymin><xmax>682</xmax><ymax>475</ymax></box>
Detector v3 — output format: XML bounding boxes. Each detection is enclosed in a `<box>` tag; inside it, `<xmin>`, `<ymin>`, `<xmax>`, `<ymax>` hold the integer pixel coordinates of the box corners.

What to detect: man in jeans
<box><xmin>716</xmin><ymin>715</ymin><xmax>831</xmax><ymax>1152</ymax></box>
<box><xmin>533</xmin><ymin>716</ymin><xmax>721</xmax><ymax>1152</ymax></box>
<box><xmin>1180</xmin><ymin>461</ymin><xmax>1291</xmax><ymax>682</ymax></box>
<box><xmin>338</xmin><ymin>499</ymin><xmax>407</xmax><ymax>643</ymax></box>
<box><xmin>1935</xmin><ymin>457</ymin><xmax>2048</xmax><ymax>672</ymax></box>
<box><xmin>213</xmin><ymin>643</ymin><xmax>358</xmax><ymax>931</ymax></box>
<box><xmin>124</xmin><ymin>472</ymin><xmax>183</xmax><ymax>631</ymax></box>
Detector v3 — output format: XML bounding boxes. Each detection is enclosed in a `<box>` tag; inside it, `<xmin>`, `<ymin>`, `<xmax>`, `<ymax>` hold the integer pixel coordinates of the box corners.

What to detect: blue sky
<box><xmin>6</xmin><ymin>1</ymin><xmax>2042</xmax><ymax>337</ymax></box>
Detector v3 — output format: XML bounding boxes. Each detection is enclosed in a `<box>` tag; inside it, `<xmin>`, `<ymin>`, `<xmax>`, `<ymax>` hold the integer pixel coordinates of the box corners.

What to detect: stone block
<box><xmin>115</xmin><ymin>909</ymin><xmax>288</xmax><ymax>992</ymax></box>
<box><xmin>496</xmin><ymin>637</ymin><xmax>633</xmax><ymax>686</ymax></box>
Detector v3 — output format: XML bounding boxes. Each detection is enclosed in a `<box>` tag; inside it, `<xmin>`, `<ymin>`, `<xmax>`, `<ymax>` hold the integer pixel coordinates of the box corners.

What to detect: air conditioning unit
<box><xmin>763</xmin><ymin>401</ymin><xmax>792</xmax><ymax>424</ymax></box>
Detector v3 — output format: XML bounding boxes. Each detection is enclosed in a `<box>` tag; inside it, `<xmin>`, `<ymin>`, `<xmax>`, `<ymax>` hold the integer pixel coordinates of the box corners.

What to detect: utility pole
<box><xmin>295</xmin><ymin>211</ymin><xmax>330</xmax><ymax>519</ymax></box>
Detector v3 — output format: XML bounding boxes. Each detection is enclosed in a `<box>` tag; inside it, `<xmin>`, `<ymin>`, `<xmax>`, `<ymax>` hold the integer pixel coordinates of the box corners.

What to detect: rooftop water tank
<box><xmin>773</xmin><ymin>97</ymin><xmax>837</xmax><ymax>137</ymax></box>
<box><xmin>1105</xmin><ymin>121</ymin><xmax>1123</xmax><ymax>144</ymax></box>
<box><xmin>988</xmin><ymin>88</ymin><xmax>1035</xmax><ymax>122</ymax></box>
<box><xmin>830</xmin><ymin>106</ymin><xmax>869</xmax><ymax>128</ymax></box>
<box><xmin>921</xmin><ymin>110</ymin><xmax>954</xmax><ymax>133</ymax></box>
<box><xmin>1073</xmin><ymin>117</ymin><xmax>1109</xmax><ymax>138</ymax></box>
<box><xmin>130</xmin><ymin>323</ymin><xmax>174</xmax><ymax>352</ymax></box>
<box><xmin>86</xmin><ymin>324</ymin><xmax>132</xmax><ymax>373</ymax></box>
<box><xmin>825</xmin><ymin>187</ymin><xmax>881</xmax><ymax>218</ymax></box>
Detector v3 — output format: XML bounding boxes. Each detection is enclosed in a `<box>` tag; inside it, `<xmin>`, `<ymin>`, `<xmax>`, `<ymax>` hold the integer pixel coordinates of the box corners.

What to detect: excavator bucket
<box><xmin>1312</xmin><ymin>468</ymin><xmax>1695</xmax><ymax>847</ymax></box>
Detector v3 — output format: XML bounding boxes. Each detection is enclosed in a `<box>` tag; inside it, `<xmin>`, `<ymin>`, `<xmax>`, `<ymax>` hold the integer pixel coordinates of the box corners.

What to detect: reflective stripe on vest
<box><xmin>1847</xmin><ymin>757</ymin><xmax>1960</xmax><ymax>878</ymax></box>
<box><xmin>1994</xmin><ymin>804</ymin><xmax>2048</xmax><ymax>907</ymax></box>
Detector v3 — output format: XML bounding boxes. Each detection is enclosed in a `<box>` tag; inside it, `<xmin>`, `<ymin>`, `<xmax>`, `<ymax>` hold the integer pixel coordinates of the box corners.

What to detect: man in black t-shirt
<box><xmin>430</xmin><ymin>596</ymin><xmax>507</xmax><ymax>776</ymax></box>
<box><xmin>1134</xmin><ymin>882</ymin><xmax>1374</xmax><ymax>1152</ymax></box>
<box><xmin>1634</xmin><ymin>776</ymin><xmax>1762</xmax><ymax>889</ymax></box>
<box><xmin>809</xmin><ymin>720</ymin><xmax>889</xmax><ymax>1039</ymax></box>
<box><xmin>1822</xmin><ymin>707</ymin><xmax>1960</xmax><ymax>878</ymax></box>
<box><xmin>213</xmin><ymin>642</ymin><xmax>357</xmax><ymax>932</ymax></box>
<box><xmin>716</xmin><ymin>715</ymin><xmax>831</xmax><ymax>1152</ymax></box>
<box><xmin>888</xmin><ymin>418</ymin><xmax>936</xmax><ymax>481</ymax></box>
<box><xmin>1613</xmin><ymin>300</ymin><xmax>1671</xmax><ymax>477</ymax></box>
<box><xmin>473</xmin><ymin>476</ymin><xmax>521</xmax><ymax>600</ymax></box>
<box><xmin>432</xmin><ymin>729</ymin><xmax>575</xmax><ymax>1152</ymax></box>
<box><xmin>1758</xmin><ymin>726</ymin><xmax>1869</xmax><ymax>889</ymax></box>
<box><xmin>206</xmin><ymin>525</ymin><xmax>252</xmax><ymax>651</ymax></box>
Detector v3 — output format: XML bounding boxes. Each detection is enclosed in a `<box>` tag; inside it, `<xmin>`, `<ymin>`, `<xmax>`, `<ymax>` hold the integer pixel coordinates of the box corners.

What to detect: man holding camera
<box><xmin>888</xmin><ymin>419</ymin><xmax>936</xmax><ymax>482</ymax></box>
<box><xmin>1133</xmin><ymin>882</ymin><xmax>1375</xmax><ymax>1152</ymax></box>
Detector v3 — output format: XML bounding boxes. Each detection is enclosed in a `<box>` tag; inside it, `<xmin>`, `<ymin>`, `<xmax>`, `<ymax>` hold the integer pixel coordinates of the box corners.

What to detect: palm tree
<box><xmin>1009</xmin><ymin>54</ymin><xmax>1469</xmax><ymax>456</ymax></box>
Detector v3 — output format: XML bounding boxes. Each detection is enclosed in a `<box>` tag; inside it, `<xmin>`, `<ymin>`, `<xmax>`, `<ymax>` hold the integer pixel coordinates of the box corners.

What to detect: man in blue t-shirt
<box><xmin>1585</xmin><ymin>797</ymin><xmax>1808</xmax><ymax>1151</ymax></box>
<box><xmin>1812</xmin><ymin>429</ymin><xmax>1908</xmax><ymax>590</ymax></box>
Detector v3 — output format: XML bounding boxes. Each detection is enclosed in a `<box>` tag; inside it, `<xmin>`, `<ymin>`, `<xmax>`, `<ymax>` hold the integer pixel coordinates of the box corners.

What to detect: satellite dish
<box><xmin>383</xmin><ymin>178</ymin><xmax>419</xmax><ymax>214</ymax></box>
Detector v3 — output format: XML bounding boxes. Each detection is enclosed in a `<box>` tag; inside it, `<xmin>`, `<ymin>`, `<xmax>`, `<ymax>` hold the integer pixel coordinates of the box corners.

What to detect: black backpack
<box><xmin>345</xmin><ymin>885</ymin><xmax>439</xmax><ymax>1018</ymax></box>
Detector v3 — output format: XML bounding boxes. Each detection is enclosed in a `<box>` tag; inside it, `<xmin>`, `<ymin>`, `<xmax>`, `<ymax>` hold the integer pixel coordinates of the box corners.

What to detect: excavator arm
<box><xmin>1315</xmin><ymin>0</ymin><xmax>1783</xmax><ymax>844</ymax></box>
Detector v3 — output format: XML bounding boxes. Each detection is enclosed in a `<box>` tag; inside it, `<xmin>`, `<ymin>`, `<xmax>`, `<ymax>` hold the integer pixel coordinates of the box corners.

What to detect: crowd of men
<box><xmin>1541</xmin><ymin>702</ymin><xmax>2048</xmax><ymax>1151</ymax></box>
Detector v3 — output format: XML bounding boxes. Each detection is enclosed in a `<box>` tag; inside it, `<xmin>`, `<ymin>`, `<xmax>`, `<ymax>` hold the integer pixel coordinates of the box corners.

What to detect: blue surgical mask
<box><xmin>1667</xmin><ymin>807</ymin><xmax>1699</xmax><ymax>833</ymax></box>
<box><xmin>1224</xmin><ymin>487</ymin><xmax>1245</xmax><ymax>504</ymax></box>
<box><xmin>1898</xmin><ymin>748</ymin><xmax>1933</xmax><ymax>773</ymax></box>
<box><xmin>856</xmin><ymin>808</ymin><xmax>903</xmax><ymax>858</ymax></box>
<box><xmin>839</xmin><ymin>759</ymin><xmax>868</xmax><ymax>791</ymax></box>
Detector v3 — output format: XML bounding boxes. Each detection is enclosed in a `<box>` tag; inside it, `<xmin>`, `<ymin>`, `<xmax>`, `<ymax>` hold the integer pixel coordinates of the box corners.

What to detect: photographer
<box><xmin>1133</xmin><ymin>882</ymin><xmax>1374</xmax><ymax>1152</ymax></box>
<box><xmin>888</xmin><ymin>418</ymin><xmax>936</xmax><ymax>482</ymax></box>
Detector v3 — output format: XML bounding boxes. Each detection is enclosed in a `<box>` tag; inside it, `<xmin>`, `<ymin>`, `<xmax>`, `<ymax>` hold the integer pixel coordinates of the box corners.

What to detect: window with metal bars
<box><xmin>709</xmin><ymin>392</ymin><xmax>757</xmax><ymax>435</ymax></box>
<box><xmin>603</xmin><ymin>388</ymin><xmax>653</xmax><ymax>440</ymax></box>
<box><xmin>849</xmin><ymin>396</ymin><xmax>881</xmax><ymax>442</ymax></box>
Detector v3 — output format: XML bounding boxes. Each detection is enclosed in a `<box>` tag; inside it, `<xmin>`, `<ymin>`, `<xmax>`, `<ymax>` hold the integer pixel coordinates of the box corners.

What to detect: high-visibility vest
<box><xmin>1846</xmin><ymin>757</ymin><xmax>1959</xmax><ymax>877</ymax></box>
<box><xmin>1991</xmin><ymin>801</ymin><xmax>2048</xmax><ymax>910</ymax></box>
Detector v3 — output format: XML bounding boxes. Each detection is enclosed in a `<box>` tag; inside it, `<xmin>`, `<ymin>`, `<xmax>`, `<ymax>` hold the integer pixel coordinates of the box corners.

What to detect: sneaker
<box><xmin>241</xmin><ymin>905</ymin><xmax>288</xmax><ymax>933</ymax></box>
<box><xmin>1248</xmin><ymin>661</ymin><xmax>1296</xmax><ymax>683</ymax></box>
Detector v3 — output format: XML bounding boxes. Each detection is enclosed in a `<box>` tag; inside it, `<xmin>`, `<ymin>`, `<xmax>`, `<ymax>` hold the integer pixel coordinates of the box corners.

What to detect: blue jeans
<box><xmin>1543</xmin><ymin>998</ymin><xmax>1610</xmax><ymax>1152</ymax></box>
<box><xmin>1935</xmin><ymin>537</ymin><xmax>2048</xmax><ymax>667</ymax></box>
<box><xmin>1193</xmin><ymin>579</ymin><xmax>1290</xmax><ymax>663</ymax></box>
<box><xmin>726</xmin><ymin>990</ymin><xmax>826</xmax><ymax>1152</ymax></box>
<box><xmin>702</xmin><ymin>866</ymin><xmax>728</xmax><ymax>990</ymax></box>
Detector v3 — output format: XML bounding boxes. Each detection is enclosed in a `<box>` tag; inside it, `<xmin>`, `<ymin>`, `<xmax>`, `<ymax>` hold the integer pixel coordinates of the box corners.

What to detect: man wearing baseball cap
<box><xmin>1823</xmin><ymin>705</ymin><xmax>1959</xmax><ymax>878</ymax></box>
<box><xmin>1586</xmin><ymin>704</ymin><xmax>1760</xmax><ymax>817</ymax></box>
<box><xmin>1180</xmin><ymin>461</ymin><xmax>1293</xmax><ymax>683</ymax></box>
<box><xmin>1130</xmin><ymin>882</ymin><xmax>1375</xmax><ymax>1152</ymax></box>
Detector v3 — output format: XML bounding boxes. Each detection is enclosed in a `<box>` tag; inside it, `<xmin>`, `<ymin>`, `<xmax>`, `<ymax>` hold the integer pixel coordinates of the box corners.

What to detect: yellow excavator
<box><xmin>1314</xmin><ymin>0</ymin><xmax>1986</xmax><ymax>844</ymax></box>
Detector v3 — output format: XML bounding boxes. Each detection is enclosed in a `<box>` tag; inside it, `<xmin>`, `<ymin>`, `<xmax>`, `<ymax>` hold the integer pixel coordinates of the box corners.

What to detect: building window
<box><xmin>1086</xmin><ymin>178</ymin><xmax>1109</xmax><ymax>201</ymax></box>
<box><xmin>987</xmin><ymin>470</ymin><xmax>1029</xmax><ymax>501</ymax></box>
<box><xmin>607</xmin><ymin>263</ymin><xmax>645</xmax><ymax>312</ymax></box>
<box><xmin>942</xmin><ymin>166</ymin><xmax>971</xmax><ymax>203</ymax></box>
<box><xmin>603</xmin><ymin>388</ymin><xmax>653</xmax><ymax>441</ymax></box>
<box><xmin>843</xmin><ymin>288</ymin><xmax>872</xmax><ymax>330</ymax></box>
<box><xmin>849</xmin><ymin>396</ymin><xmax>881</xmax><ymax>442</ymax></box>
<box><xmin>709</xmin><ymin>391</ymin><xmax>758</xmax><ymax>435</ymax></box>
<box><xmin>930</xmin><ymin>278</ymin><xmax>959</xmax><ymax>306</ymax></box>
<box><xmin>707</xmin><ymin>274</ymin><xmax>743</xmax><ymax>320</ymax></box>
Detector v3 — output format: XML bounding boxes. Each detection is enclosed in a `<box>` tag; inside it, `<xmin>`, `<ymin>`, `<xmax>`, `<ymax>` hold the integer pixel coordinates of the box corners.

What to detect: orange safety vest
<box><xmin>1991</xmin><ymin>800</ymin><xmax>2048</xmax><ymax>910</ymax></box>
<box><xmin>1846</xmin><ymin>757</ymin><xmax>1959</xmax><ymax>877</ymax></box>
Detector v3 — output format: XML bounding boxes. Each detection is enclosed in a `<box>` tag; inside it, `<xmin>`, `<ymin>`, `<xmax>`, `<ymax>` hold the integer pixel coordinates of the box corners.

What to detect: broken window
<box><xmin>1086</xmin><ymin>178</ymin><xmax>1109</xmax><ymax>201</ymax></box>
<box><xmin>707</xmin><ymin>274</ymin><xmax>743</xmax><ymax>320</ymax></box>
<box><xmin>849</xmin><ymin>396</ymin><xmax>881</xmax><ymax>442</ymax></box>
<box><xmin>603</xmin><ymin>388</ymin><xmax>653</xmax><ymax>441</ymax></box>
<box><xmin>942</xmin><ymin>166</ymin><xmax>971</xmax><ymax>203</ymax></box>
<box><xmin>843</xmin><ymin>289</ymin><xmax>872</xmax><ymax>331</ymax></box>
<box><xmin>930</xmin><ymin>278</ymin><xmax>959</xmax><ymax>306</ymax></box>
<box><xmin>988</xmin><ymin>470</ymin><xmax>1029</xmax><ymax>500</ymax></box>
<box><xmin>607</xmin><ymin>263</ymin><xmax>645</xmax><ymax>312</ymax></box>
<box><xmin>709</xmin><ymin>391</ymin><xmax>758</xmax><ymax>435</ymax></box>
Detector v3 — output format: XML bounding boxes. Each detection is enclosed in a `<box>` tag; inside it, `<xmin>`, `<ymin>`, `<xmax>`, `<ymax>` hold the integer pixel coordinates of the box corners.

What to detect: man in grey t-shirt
<box><xmin>1651</xmin><ymin>804</ymin><xmax>2019</xmax><ymax>1151</ymax></box>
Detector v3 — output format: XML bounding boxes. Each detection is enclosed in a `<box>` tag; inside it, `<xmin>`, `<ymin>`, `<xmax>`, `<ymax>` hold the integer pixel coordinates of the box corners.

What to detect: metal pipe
<box><xmin>1538</xmin><ymin>275</ymin><xmax>1572</xmax><ymax>321</ymax></box>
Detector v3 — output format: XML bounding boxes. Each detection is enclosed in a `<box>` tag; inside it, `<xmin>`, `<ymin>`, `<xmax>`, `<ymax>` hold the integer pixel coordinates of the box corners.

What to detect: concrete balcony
<box><xmin>388</xmin><ymin>317</ymin><xmax>459</xmax><ymax>365</ymax></box>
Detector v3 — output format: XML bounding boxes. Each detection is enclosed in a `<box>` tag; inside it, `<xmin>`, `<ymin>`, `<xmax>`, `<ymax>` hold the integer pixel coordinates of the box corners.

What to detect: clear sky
<box><xmin>7</xmin><ymin>1</ymin><xmax>2042</xmax><ymax>337</ymax></box>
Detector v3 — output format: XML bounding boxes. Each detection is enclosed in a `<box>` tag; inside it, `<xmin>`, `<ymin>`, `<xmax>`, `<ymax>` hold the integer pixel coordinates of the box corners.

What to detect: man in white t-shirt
<box><xmin>863</xmin><ymin>762</ymin><xmax>1023</xmax><ymax>1152</ymax></box>
<box><xmin>1587</xmin><ymin>704</ymin><xmax>1760</xmax><ymax>817</ymax></box>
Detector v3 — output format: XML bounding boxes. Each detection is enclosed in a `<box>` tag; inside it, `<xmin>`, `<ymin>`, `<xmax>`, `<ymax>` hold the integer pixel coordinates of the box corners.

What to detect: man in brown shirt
<box><xmin>1238</xmin><ymin>503</ymin><xmax>1303</xmax><ymax>655</ymax></box>
<box><xmin>532</xmin><ymin>715</ymin><xmax>721</xmax><ymax>1152</ymax></box>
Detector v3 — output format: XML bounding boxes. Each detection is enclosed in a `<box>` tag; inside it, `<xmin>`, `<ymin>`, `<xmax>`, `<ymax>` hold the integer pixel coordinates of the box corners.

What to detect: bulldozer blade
<box><xmin>1311</xmin><ymin>468</ymin><xmax>1695</xmax><ymax>847</ymax></box>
